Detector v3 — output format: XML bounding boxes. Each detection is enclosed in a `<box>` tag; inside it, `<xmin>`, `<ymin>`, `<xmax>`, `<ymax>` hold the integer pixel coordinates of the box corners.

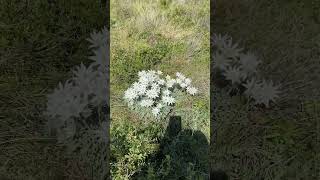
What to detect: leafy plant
<box><xmin>110</xmin><ymin>119</ymin><xmax>162</xmax><ymax>180</ymax></box>
<box><xmin>123</xmin><ymin>70</ymin><xmax>198</xmax><ymax>118</ymax></box>
<box><xmin>44</xmin><ymin>26</ymin><xmax>109</xmax><ymax>179</ymax></box>
<box><xmin>212</xmin><ymin>33</ymin><xmax>282</xmax><ymax>108</ymax></box>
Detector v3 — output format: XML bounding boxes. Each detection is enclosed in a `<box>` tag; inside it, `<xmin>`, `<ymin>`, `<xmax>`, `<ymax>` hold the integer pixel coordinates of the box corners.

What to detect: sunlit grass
<box><xmin>111</xmin><ymin>0</ymin><xmax>210</xmax><ymax>178</ymax></box>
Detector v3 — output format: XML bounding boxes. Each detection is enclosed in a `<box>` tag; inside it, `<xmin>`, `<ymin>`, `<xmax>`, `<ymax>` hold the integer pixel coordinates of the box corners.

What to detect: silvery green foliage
<box><xmin>243</xmin><ymin>79</ymin><xmax>281</xmax><ymax>108</ymax></box>
<box><xmin>86</xmin><ymin>26</ymin><xmax>108</xmax><ymax>49</ymax></box>
<box><xmin>45</xmin><ymin>26</ymin><xmax>109</xmax><ymax>179</ymax></box>
<box><xmin>45</xmin><ymin>26</ymin><xmax>108</xmax><ymax>139</ymax></box>
<box><xmin>223</xmin><ymin>66</ymin><xmax>246</xmax><ymax>85</ymax></box>
<box><xmin>124</xmin><ymin>70</ymin><xmax>198</xmax><ymax>119</ymax></box>
<box><xmin>212</xmin><ymin>33</ymin><xmax>281</xmax><ymax>108</ymax></box>
<box><xmin>175</xmin><ymin>105</ymin><xmax>210</xmax><ymax>135</ymax></box>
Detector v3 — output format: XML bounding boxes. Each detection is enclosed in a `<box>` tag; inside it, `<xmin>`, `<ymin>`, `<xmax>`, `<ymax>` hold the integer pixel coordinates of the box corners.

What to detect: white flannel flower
<box><xmin>46</xmin><ymin>26</ymin><xmax>112</xmax><ymax>156</ymax></box>
<box><xmin>151</xmin><ymin>83</ymin><xmax>160</xmax><ymax>90</ymax></box>
<box><xmin>158</xmin><ymin>79</ymin><xmax>166</xmax><ymax>85</ymax></box>
<box><xmin>124</xmin><ymin>88</ymin><xmax>138</xmax><ymax>101</ymax></box>
<box><xmin>152</xmin><ymin>107</ymin><xmax>160</xmax><ymax>116</ymax></box>
<box><xmin>163</xmin><ymin>89</ymin><xmax>171</xmax><ymax>96</ymax></box>
<box><xmin>146</xmin><ymin>88</ymin><xmax>160</xmax><ymax>99</ymax></box>
<box><xmin>210</xmin><ymin>33</ymin><xmax>281</xmax><ymax>108</ymax></box>
<box><xmin>147</xmin><ymin>70</ymin><xmax>157</xmax><ymax>79</ymax></box>
<box><xmin>184</xmin><ymin>78</ymin><xmax>192</xmax><ymax>86</ymax></box>
<box><xmin>73</xmin><ymin>63</ymin><xmax>96</xmax><ymax>83</ymax></box>
<box><xmin>140</xmin><ymin>78</ymin><xmax>149</xmax><ymax>85</ymax></box>
<box><xmin>212</xmin><ymin>52</ymin><xmax>229</xmax><ymax>70</ymax></box>
<box><xmin>138</xmin><ymin>75</ymin><xmax>150</xmax><ymax>85</ymax></box>
<box><xmin>46</xmin><ymin>80</ymin><xmax>88</xmax><ymax>131</ymax></box>
<box><xmin>146</xmin><ymin>73</ymin><xmax>157</xmax><ymax>82</ymax></box>
<box><xmin>223</xmin><ymin>67</ymin><xmax>245</xmax><ymax>84</ymax></box>
<box><xmin>46</xmin><ymin>81</ymin><xmax>72</xmax><ymax>119</ymax></box>
<box><xmin>156</xmin><ymin>103</ymin><xmax>163</xmax><ymax>109</ymax></box>
<box><xmin>131</xmin><ymin>82</ymin><xmax>140</xmax><ymax>89</ymax></box>
<box><xmin>166</xmin><ymin>79</ymin><xmax>176</xmax><ymax>88</ymax></box>
<box><xmin>127</xmin><ymin>100</ymin><xmax>134</xmax><ymax>106</ymax></box>
<box><xmin>124</xmin><ymin>70</ymin><xmax>199</xmax><ymax>118</ymax></box>
<box><xmin>140</xmin><ymin>99</ymin><xmax>154</xmax><ymax>107</ymax></box>
<box><xmin>180</xmin><ymin>82</ymin><xmax>188</xmax><ymax>88</ymax></box>
<box><xmin>89</xmin><ymin>45</ymin><xmax>108</xmax><ymax>70</ymax></box>
<box><xmin>186</xmin><ymin>86</ymin><xmax>198</xmax><ymax>95</ymax></box>
<box><xmin>138</xmin><ymin>71</ymin><xmax>152</xmax><ymax>83</ymax></box>
<box><xmin>211</xmin><ymin>33</ymin><xmax>231</xmax><ymax>50</ymax></box>
<box><xmin>252</xmin><ymin>80</ymin><xmax>281</xmax><ymax>107</ymax></box>
<box><xmin>176</xmin><ymin>72</ymin><xmax>186</xmax><ymax>80</ymax></box>
<box><xmin>221</xmin><ymin>39</ymin><xmax>243</xmax><ymax>59</ymax></box>
<box><xmin>239</xmin><ymin>52</ymin><xmax>260</xmax><ymax>74</ymax></box>
<box><xmin>176</xmin><ymin>78</ymin><xmax>183</xmax><ymax>85</ymax></box>
<box><xmin>86</xmin><ymin>28</ymin><xmax>108</xmax><ymax>49</ymax></box>
<box><xmin>132</xmin><ymin>82</ymin><xmax>147</xmax><ymax>95</ymax></box>
<box><xmin>148</xmin><ymin>70</ymin><xmax>157</xmax><ymax>74</ymax></box>
<box><xmin>243</xmin><ymin>78</ymin><xmax>260</xmax><ymax>98</ymax></box>
<box><xmin>162</xmin><ymin>96</ymin><xmax>175</xmax><ymax>105</ymax></box>
<box><xmin>138</xmin><ymin>70</ymin><xmax>147</xmax><ymax>77</ymax></box>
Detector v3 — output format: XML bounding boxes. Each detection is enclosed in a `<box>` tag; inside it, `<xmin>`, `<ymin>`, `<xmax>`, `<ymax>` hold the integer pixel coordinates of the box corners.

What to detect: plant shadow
<box><xmin>132</xmin><ymin>116</ymin><xmax>212</xmax><ymax>179</ymax></box>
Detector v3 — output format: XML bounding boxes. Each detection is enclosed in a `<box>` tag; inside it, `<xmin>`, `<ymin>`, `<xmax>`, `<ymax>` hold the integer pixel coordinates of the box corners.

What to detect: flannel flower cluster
<box><xmin>45</xmin><ymin>26</ymin><xmax>109</xmax><ymax>142</ymax></box>
<box><xmin>212</xmin><ymin>33</ymin><xmax>281</xmax><ymax>108</ymax></box>
<box><xmin>124</xmin><ymin>70</ymin><xmax>198</xmax><ymax>117</ymax></box>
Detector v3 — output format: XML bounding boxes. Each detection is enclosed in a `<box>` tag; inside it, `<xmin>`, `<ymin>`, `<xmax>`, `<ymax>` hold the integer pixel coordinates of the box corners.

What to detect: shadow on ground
<box><xmin>132</xmin><ymin>116</ymin><xmax>211</xmax><ymax>179</ymax></box>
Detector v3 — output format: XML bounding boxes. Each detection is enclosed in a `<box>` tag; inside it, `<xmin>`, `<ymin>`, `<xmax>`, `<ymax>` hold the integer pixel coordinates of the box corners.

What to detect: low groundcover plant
<box><xmin>124</xmin><ymin>70</ymin><xmax>198</xmax><ymax>119</ymax></box>
<box><xmin>44</xmin><ymin>26</ymin><xmax>109</xmax><ymax>180</ymax></box>
<box><xmin>45</xmin><ymin>26</ymin><xmax>108</xmax><ymax>141</ymax></box>
<box><xmin>212</xmin><ymin>33</ymin><xmax>281</xmax><ymax>108</ymax></box>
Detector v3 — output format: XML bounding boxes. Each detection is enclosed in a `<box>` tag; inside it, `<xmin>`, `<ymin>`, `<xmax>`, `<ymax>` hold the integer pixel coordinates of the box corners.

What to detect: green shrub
<box><xmin>133</xmin><ymin>128</ymin><xmax>209</xmax><ymax>179</ymax></box>
<box><xmin>110</xmin><ymin>119</ymin><xmax>164</xmax><ymax>179</ymax></box>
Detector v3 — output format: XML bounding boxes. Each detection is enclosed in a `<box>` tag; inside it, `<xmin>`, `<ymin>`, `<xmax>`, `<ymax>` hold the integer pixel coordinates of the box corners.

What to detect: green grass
<box><xmin>211</xmin><ymin>0</ymin><xmax>320</xmax><ymax>179</ymax></box>
<box><xmin>1</xmin><ymin>0</ymin><xmax>318</xmax><ymax>179</ymax></box>
<box><xmin>0</xmin><ymin>0</ymin><xmax>106</xmax><ymax>179</ymax></box>
<box><xmin>110</xmin><ymin>0</ymin><xmax>210</xmax><ymax>179</ymax></box>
